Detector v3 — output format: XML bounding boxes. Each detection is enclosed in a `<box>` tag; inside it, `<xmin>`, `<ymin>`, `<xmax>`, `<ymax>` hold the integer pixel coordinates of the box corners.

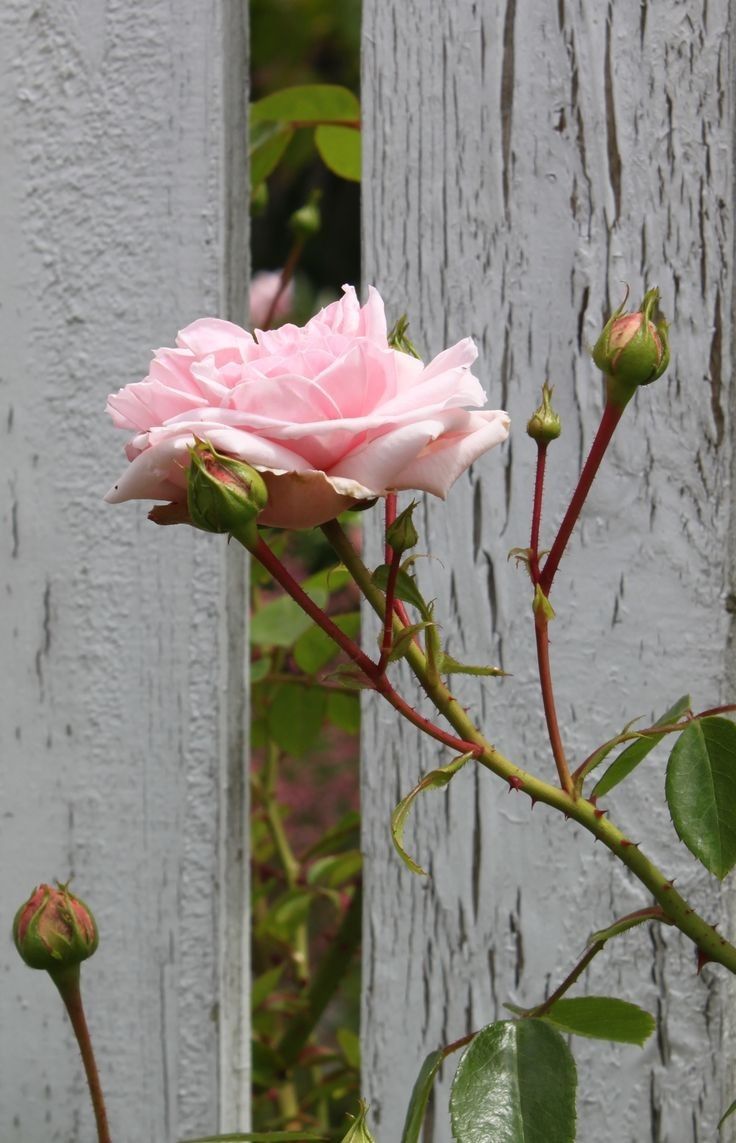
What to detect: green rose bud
<box><xmin>339</xmin><ymin>1102</ymin><xmax>377</xmax><ymax>1143</ymax></box>
<box><xmin>386</xmin><ymin>500</ymin><xmax>419</xmax><ymax>554</ymax></box>
<box><xmin>13</xmin><ymin>883</ymin><xmax>98</xmax><ymax>975</ymax></box>
<box><xmin>526</xmin><ymin>382</ymin><xmax>561</xmax><ymax>444</ymax></box>
<box><xmin>289</xmin><ymin>190</ymin><xmax>322</xmax><ymax>239</ymax></box>
<box><xmin>593</xmin><ymin>287</ymin><xmax>670</xmax><ymax>407</ymax></box>
<box><xmin>187</xmin><ymin>439</ymin><xmax>268</xmax><ymax>547</ymax></box>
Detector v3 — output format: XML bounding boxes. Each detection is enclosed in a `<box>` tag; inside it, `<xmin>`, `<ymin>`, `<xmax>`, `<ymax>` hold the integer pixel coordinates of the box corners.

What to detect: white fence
<box><xmin>1</xmin><ymin>1</ymin><xmax>734</xmax><ymax>1141</ymax></box>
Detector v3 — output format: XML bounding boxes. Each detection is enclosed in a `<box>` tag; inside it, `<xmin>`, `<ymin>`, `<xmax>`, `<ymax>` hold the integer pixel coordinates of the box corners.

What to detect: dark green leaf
<box><xmin>540</xmin><ymin>997</ymin><xmax>655</xmax><ymax>1046</ymax></box>
<box><xmin>251</xmin><ymin>964</ymin><xmax>284</xmax><ymax>1010</ymax></box>
<box><xmin>400</xmin><ymin>1049</ymin><xmax>444</xmax><ymax>1143</ymax></box>
<box><xmin>666</xmin><ymin>717</ymin><xmax>736</xmax><ymax>879</ymax></box>
<box><xmin>267</xmin><ymin>684</ymin><xmax>327</xmax><ymax>756</ymax></box>
<box><xmin>304</xmin><ymin>810</ymin><xmax>360</xmax><ymax>858</ymax></box>
<box><xmin>250</xmin><ymin>121</ymin><xmax>294</xmax><ymax>189</ymax></box>
<box><xmin>372</xmin><ymin>564</ymin><xmax>429</xmax><ymax>614</ymax></box>
<box><xmin>250</xmin><ymin>657</ymin><xmax>270</xmax><ymax>684</ymax></box>
<box><xmin>337</xmin><ymin>1027</ymin><xmax>361</xmax><ymax>1070</ymax></box>
<box><xmin>593</xmin><ymin>695</ymin><xmax>691</xmax><ymax>797</ymax></box>
<box><xmin>182</xmin><ymin>1134</ymin><xmax>326</xmax><ymax>1142</ymax></box>
<box><xmin>294</xmin><ymin>612</ymin><xmax>360</xmax><ymax>674</ymax></box>
<box><xmin>251</xmin><ymin>84</ymin><xmax>360</xmax><ymax>126</ymax></box>
<box><xmin>391</xmin><ymin>753</ymin><xmax>473</xmax><ymax>875</ymax></box>
<box><xmin>315</xmin><ymin>124</ymin><xmax>361</xmax><ymax>180</ymax></box>
<box><xmin>439</xmin><ymin>653</ymin><xmax>506</xmax><ymax>678</ymax></box>
<box><xmin>719</xmin><ymin>1097</ymin><xmax>736</xmax><ymax>1129</ymax></box>
<box><xmin>449</xmin><ymin>1020</ymin><xmax>576</xmax><ymax>1143</ymax></box>
<box><xmin>327</xmin><ymin>690</ymin><xmax>360</xmax><ymax>733</ymax></box>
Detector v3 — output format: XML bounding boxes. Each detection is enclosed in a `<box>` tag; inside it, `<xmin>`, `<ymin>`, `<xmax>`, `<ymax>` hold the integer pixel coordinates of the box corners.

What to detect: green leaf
<box><xmin>439</xmin><ymin>653</ymin><xmax>506</xmax><ymax>678</ymax></box>
<box><xmin>339</xmin><ymin>1101</ymin><xmax>376</xmax><ymax>1142</ymax></box>
<box><xmin>592</xmin><ymin>695</ymin><xmax>691</xmax><ymax>797</ymax></box>
<box><xmin>719</xmin><ymin>1097</ymin><xmax>736</xmax><ymax>1129</ymax></box>
<box><xmin>250</xmin><ymin>120</ymin><xmax>294</xmax><ymax>189</ymax></box>
<box><xmin>388</xmin><ymin>621</ymin><xmax>433</xmax><ymax>663</ymax></box>
<box><xmin>391</xmin><ymin>753</ymin><xmax>473</xmax><ymax>875</ymax></box>
<box><xmin>307</xmin><ymin>850</ymin><xmax>362</xmax><ymax>888</ymax></box>
<box><xmin>400</xmin><ymin>1049</ymin><xmax>444</xmax><ymax>1143</ymax></box>
<box><xmin>304</xmin><ymin>810</ymin><xmax>360</xmax><ymax>858</ymax></box>
<box><xmin>449</xmin><ymin>1021</ymin><xmax>577</xmax><ymax>1143</ymax></box>
<box><xmin>666</xmin><ymin>716</ymin><xmax>736</xmax><ymax>879</ymax></box>
<box><xmin>327</xmin><ymin>690</ymin><xmax>360</xmax><ymax>733</ymax></box>
<box><xmin>293</xmin><ymin>612</ymin><xmax>360</xmax><ymax>674</ymax></box>
<box><xmin>250</xmin><ymin>657</ymin><xmax>270</xmax><ymax>684</ymax></box>
<box><xmin>251</xmin><ymin>964</ymin><xmax>284</xmax><ymax>1010</ymax></box>
<box><xmin>251</xmin><ymin>84</ymin><xmax>360</xmax><ymax>127</ymax></box>
<box><xmin>250</xmin><ymin>588</ymin><xmax>328</xmax><ymax>648</ymax></box>
<box><xmin>540</xmin><ymin>997</ymin><xmax>655</xmax><ymax>1046</ymax></box>
<box><xmin>315</xmin><ymin>124</ymin><xmax>361</xmax><ymax>180</ymax></box>
<box><xmin>267</xmin><ymin>684</ymin><xmax>327</xmax><ymax>756</ymax></box>
<box><xmin>338</xmin><ymin>1027</ymin><xmax>361</xmax><ymax>1070</ymax></box>
<box><xmin>372</xmin><ymin>564</ymin><xmax>429</xmax><ymax>614</ymax></box>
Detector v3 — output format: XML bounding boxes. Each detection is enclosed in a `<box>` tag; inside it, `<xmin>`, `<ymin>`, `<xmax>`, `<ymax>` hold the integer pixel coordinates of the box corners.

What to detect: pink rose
<box><xmin>105</xmin><ymin>286</ymin><xmax>510</xmax><ymax>529</ymax></box>
<box><xmin>248</xmin><ymin>270</ymin><xmax>294</xmax><ymax>329</ymax></box>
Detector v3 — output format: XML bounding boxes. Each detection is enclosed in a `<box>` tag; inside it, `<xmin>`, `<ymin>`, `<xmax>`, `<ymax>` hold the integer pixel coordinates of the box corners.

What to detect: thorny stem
<box><xmin>377</xmin><ymin>544</ymin><xmax>402</xmax><ymax>674</ymax></box>
<box><xmin>535</xmin><ymin>610</ymin><xmax>574</xmax><ymax>796</ymax></box>
<box><xmin>385</xmin><ymin>493</ymin><xmax>413</xmax><ymax>629</ymax></box>
<box><xmin>52</xmin><ymin>968</ymin><xmax>112</xmax><ymax>1143</ymax></box>
<box><xmin>321</xmin><ymin>518</ymin><xmax>736</xmax><ymax>976</ymax></box>
<box><xmin>243</xmin><ymin>533</ymin><xmax>479</xmax><ymax>760</ymax></box>
<box><xmin>540</xmin><ymin>400</ymin><xmax>624</xmax><ymax>596</ymax></box>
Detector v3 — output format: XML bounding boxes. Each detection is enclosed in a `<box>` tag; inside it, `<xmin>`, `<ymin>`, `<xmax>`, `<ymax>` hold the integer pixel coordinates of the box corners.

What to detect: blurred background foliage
<box><xmin>249</xmin><ymin>2</ymin><xmax>363</xmax><ymax>1136</ymax></box>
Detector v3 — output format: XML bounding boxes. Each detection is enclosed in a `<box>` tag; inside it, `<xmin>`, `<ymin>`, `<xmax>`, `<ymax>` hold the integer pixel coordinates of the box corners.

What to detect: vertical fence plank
<box><xmin>361</xmin><ymin>1</ymin><xmax>734</xmax><ymax>1139</ymax></box>
<box><xmin>0</xmin><ymin>2</ymin><xmax>249</xmax><ymax>1141</ymax></box>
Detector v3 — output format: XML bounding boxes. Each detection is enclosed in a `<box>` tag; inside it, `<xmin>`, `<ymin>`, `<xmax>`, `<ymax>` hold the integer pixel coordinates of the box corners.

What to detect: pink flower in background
<box><xmin>249</xmin><ymin>270</ymin><xmax>293</xmax><ymax>329</ymax></box>
<box><xmin>105</xmin><ymin>285</ymin><xmax>509</xmax><ymax>530</ymax></box>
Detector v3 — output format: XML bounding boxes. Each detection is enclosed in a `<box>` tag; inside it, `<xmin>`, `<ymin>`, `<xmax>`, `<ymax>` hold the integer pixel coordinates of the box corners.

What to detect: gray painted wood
<box><xmin>361</xmin><ymin>2</ymin><xmax>735</xmax><ymax>1139</ymax></box>
<box><xmin>0</xmin><ymin>3</ymin><xmax>249</xmax><ymax>1141</ymax></box>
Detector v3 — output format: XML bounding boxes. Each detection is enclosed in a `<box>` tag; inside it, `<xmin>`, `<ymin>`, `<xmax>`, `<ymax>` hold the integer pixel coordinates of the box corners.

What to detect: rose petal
<box><xmin>391</xmin><ymin>410</ymin><xmax>510</xmax><ymax>497</ymax></box>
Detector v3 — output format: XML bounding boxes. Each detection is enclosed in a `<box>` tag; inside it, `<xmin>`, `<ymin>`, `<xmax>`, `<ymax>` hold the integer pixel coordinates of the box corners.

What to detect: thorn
<box><xmin>620</xmin><ymin>838</ymin><xmax>632</xmax><ymax>848</ymax></box>
<box><xmin>661</xmin><ymin>881</ymin><xmax>673</xmax><ymax>891</ymax></box>
<box><xmin>589</xmin><ymin>793</ymin><xmax>598</xmax><ymax>806</ymax></box>
<box><xmin>696</xmin><ymin>948</ymin><xmax>712</xmax><ymax>975</ymax></box>
<box><xmin>593</xmin><ymin>807</ymin><xmax>606</xmax><ymax>820</ymax></box>
<box><xmin>508</xmin><ymin>775</ymin><xmax>524</xmax><ymax>792</ymax></box>
<box><xmin>530</xmin><ymin>797</ymin><xmax>538</xmax><ymax>810</ymax></box>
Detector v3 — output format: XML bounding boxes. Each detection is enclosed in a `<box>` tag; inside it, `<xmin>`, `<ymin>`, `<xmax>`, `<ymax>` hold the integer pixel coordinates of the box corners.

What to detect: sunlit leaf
<box><xmin>307</xmin><ymin>851</ymin><xmax>362</xmax><ymax>888</ymax></box>
<box><xmin>315</xmin><ymin>124</ymin><xmax>361</xmax><ymax>181</ymax></box>
<box><xmin>372</xmin><ymin>564</ymin><xmax>429</xmax><ymax>614</ymax></box>
<box><xmin>294</xmin><ymin>612</ymin><xmax>360</xmax><ymax>674</ymax></box>
<box><xmin>251</xmin><ymin>84</ymin><xmax>360</xmax><ymax>126</ymax></box>
<box><xmin>250</xmin><ymin>586</ymin><xmax>328</xmax><ymax>648</ymax></box>
<box><xmin>449</xmin><ymin>1021</ymin><xmax>576</xmax><ymax>1143</ymax></box>
<box><xmin>267</xmin><ymin>684</ymin><xmax>327</xmax><ymax>756</ymax></box>
<box><xmin>592</xmin><ymin>695</ymin><xmax>691</xmax><ymax>797</ymax></box>
<box><xmin>250</xmin><ymin>121</ymin><xmax>294</xmax><ymax>189</ymax></box>
<box><xmin>183</xmin><ymin>1132</ymin><xmax>326</xmax><ymax>1141</ymax></box>
<box><xmin>391</xmin><ymin>753</ymin><xmax>473</xmax><ymax>875</ymax></box>
<box><xmin>540</xmin><ymin>996</ymin><xmax>655</xmax><ymax>1046</ymax></box>
<box><xmin>439</xmin><ymin>653</ymin><xmax>506</xmax><ymax>678</ymax></box>
<box><xmin>338</xmin><ymin>1027</ymin><xmax>361</xmax><ymax>1070</ymax></box>
<box><xmin>400</xmin><ymin>1049</ymin><xmax>444</xmax><ymax>1143</ymax></box>
<box><xmin>666</xmin><ymin>716</ymin><xmax>736</xmax><ymax>879</ymax></box>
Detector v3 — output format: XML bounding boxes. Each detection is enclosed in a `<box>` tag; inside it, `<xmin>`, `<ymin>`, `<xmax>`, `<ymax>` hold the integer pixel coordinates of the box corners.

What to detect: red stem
<box><xmin>249</xmin><ymin>535</ymin><xmax>478</xmax><ymax>758</ymax></box>
<box><xmin>261</xmin><ymin>239</ymin><xmax>304</xmax><ymax>331</ymax></box>
<box><xmin>53</xmin><ymin>970</ymin><xmax>112</xmax><ymax>1143</ymax></box>
<box><xmin>529</xmin><ymin>443</ymin><xmax>547</xmax><ymax>583</ymax></box>
<box><xmin>535</xmin><ymin>612</ymin><xmax>573</xmax><ymax>796</ymax></box>
<box><xmin>384</xmin><ymin>494</ymin><xmax>413</xmax><ymax>628</ymax></box>
<box><xmin>377</xmin><ymin>547</ymin><xmax>401</xmax><ymax>674</ymax></box>
<box><xmin>540</xmin><ymin>401</ymin><xmax>624</xmax><ymax>596</ymax></box>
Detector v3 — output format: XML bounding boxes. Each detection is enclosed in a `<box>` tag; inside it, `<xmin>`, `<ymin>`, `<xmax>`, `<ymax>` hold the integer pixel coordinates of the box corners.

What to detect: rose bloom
<box><xmin>248</xmin><ymin>269</ymin><xmax>294</xmax><ymax>329</ymax></box>
<box><xmin>105</xmin><ymin>286</ymin><xmax>510</xmax><ymax>529</ymax></box>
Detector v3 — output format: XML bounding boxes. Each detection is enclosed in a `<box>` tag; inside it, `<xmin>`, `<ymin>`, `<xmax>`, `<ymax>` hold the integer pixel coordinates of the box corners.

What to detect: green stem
<box><xmin>277</xmin><ymin>881</ymin><xmax>362</xmax><ymax>1069</ymax></box>
<box><xmin>52</xmin><ymin>967</ymin><xmax>112</xmax><ymax>1143</ymax></box>
<box><xmin>321</xmin><ymin>518</ymin><xmax>736</xmax><ymax>975</ymax></box>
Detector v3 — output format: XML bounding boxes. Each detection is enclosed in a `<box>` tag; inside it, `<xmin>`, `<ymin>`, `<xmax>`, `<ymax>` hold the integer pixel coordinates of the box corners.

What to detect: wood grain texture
<box><xmin>0</xmin><ymin>2</ymin><xmax>249</xmax><ymax>1140</ymax></box>
<box><xmin>361</xmin><ymin>2</ymin><xmax>734</xmax><ymax>1139</ymax></box>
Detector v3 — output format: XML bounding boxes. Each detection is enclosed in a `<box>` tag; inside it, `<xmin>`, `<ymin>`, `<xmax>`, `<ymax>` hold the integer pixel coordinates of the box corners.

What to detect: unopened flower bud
<box><xmin>593</xmin><ymin>287</ymin><xmax>670</xmax><ymax>406</ymax></box>
<box><xmin>526</xmin><ymin>382</ymin><xmax>561</xmax><ymax>444</ymax></box>
<box><xmin>386</xmin><ymin>500</ymin><xmax>419</xmax><ymax>554</ymax></box>
<box><xmin>187</xmin><ymin>439</ymin><xmax>268</xmax><ymax>546</ymax></box>
<box><xmin>340</xmin><ymin>1102</ymin><xmax>376</xmax><ymax>1143</ymax></box>
<box><xmin>13</xmin><ymin>883</ymin><xmax>98</xmax><ymax>975</ymax></box>
<box><xmin>289</xmin><ymin>190</ymin><xmax>322</xmax><ymax>239</ymax></box>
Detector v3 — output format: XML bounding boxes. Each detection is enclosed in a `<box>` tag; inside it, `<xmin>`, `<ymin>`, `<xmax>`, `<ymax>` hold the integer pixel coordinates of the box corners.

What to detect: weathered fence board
<box><xmin>361</xmin><ymin>1</ymin><xmax>735</xmax><ymax>1139</ymax></box>
<box><xmin>0</xmin><ymin>2</ymin><xmax>249</xmax><ymax>1140</ymax></box>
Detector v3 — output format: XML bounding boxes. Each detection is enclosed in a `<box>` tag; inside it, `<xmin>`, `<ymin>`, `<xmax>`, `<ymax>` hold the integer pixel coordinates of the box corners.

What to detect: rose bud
<box><xmin>593</xmin><ymin>287</ymin><xmax>670</xmax><ymax>406</ymax></box>
<box><xmin>386</xmin><ymin>500</ymin><xmax>419</xmax><ymax>554</ymax></box>
<box><xmin>526</xmin><ymin>382</ymin><xmax>561</xmax><ymax>445</ymax></box>
<box><xmin>187</xmin><ymin>438</ymin><xmax>268</xmax><ymax>546</ymax></box>
<box><xmin>13</xmin><ymin>883</ymin><xmax>98</xmax><ymax>975</ymax></box>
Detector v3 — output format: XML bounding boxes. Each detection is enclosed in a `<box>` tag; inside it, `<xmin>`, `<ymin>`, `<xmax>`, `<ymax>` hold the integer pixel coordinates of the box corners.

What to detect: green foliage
<box><xmin>449</xmin><ymin>1021</ymin><xmax>577</xmax><ymax>1143</ymax></box>
<box><xmin>400</xmin><ymin>1050</ymin><xmax>444</xmax><ymax>1143</ymax></box>
<box><xmin>666</xmin><ymin>717</ymin><xmax>736</xmax><ymax>879</ymax></box>
<box><xmin>592</xmin><ymin>695</ymin><xmax>691</xmax><ymax>797</ymax></box>
<box><xmin>181</xmin><ymin>1134</ymin><xmax>327</xmax><ymax>1142</ymax></box>
<box><xmin>371</xmin><ymin>563</ymin><xmax>430</xmax><ymax>614</ymax></box>
<box><xmin>539</xmin><ymin>997</ymin><xmax>655</xmax><ymax>1046</ymax></box>
<box><xmin>391</xmin><ymin>753</ymin><xmax>474</xmax><ymax>875</ymax></box>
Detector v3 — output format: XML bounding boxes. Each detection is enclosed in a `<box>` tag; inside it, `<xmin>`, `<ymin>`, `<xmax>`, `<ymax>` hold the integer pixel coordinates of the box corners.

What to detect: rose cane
<box><xmin>13</xmin><ymin>883</ymin><xmax>111</xmax><ymax>1143</ymax></box>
